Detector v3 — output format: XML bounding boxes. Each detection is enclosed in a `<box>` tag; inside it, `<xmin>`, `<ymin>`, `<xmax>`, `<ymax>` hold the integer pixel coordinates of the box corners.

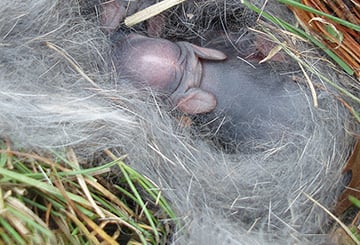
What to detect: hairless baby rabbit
<box><xmin>113</xmin><ymin>34</ymin><xmax>310</xmax><ymax>148</ymax></box>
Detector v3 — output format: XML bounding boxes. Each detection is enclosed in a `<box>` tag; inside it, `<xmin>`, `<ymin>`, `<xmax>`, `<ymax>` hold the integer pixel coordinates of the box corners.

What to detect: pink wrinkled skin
<box><xmin>113</xmin><ymin>34</ymin><xmax>227</xmax><ymax>114</ymax></box>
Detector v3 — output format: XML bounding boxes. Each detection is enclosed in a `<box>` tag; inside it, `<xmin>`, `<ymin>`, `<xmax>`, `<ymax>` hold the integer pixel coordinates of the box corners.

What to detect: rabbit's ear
<box><xmin>101</xmin><ymin>0</ymin><xmax>126</xmax><ymax>33</ymax></box>
<box><xmin>190</xmin><ymin>44</ymin><xmax>227</xmax><ymax>61</ymax></box>
<box><xmin>175</xmin><ymin>88</ymin><xmax>217</xmax><ymax>114</ymax></box>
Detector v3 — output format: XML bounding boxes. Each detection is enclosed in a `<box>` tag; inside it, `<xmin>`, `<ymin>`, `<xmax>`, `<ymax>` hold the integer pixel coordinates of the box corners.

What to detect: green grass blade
<box><xmin>0</xmin><ymin>217</ymin><xmax>25</xmax><ymax>245</ymax></box>
<box><xmin>277</xmin><ymin>0</ymin><xmax>360</xmax><ymax>31</ymax></box>
<box><xmin>241</xmin><ymin>0</ymin><xmax>354</xmax><ymax>76</ymax></box>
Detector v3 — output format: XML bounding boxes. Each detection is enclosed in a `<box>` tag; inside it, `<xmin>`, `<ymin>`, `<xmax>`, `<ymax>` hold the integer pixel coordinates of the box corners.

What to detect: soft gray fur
<box><xmin>0</xmin><ymin>0</ymin><xmax>357</xmax><ymax>244</ymax></box>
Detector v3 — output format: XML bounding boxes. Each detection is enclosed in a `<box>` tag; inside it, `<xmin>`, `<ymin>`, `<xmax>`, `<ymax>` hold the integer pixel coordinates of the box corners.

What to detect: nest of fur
<box><xmin>0</xmin><ymin>0</ymin><xmax>359</xmax><ymax>244</ymax></box>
